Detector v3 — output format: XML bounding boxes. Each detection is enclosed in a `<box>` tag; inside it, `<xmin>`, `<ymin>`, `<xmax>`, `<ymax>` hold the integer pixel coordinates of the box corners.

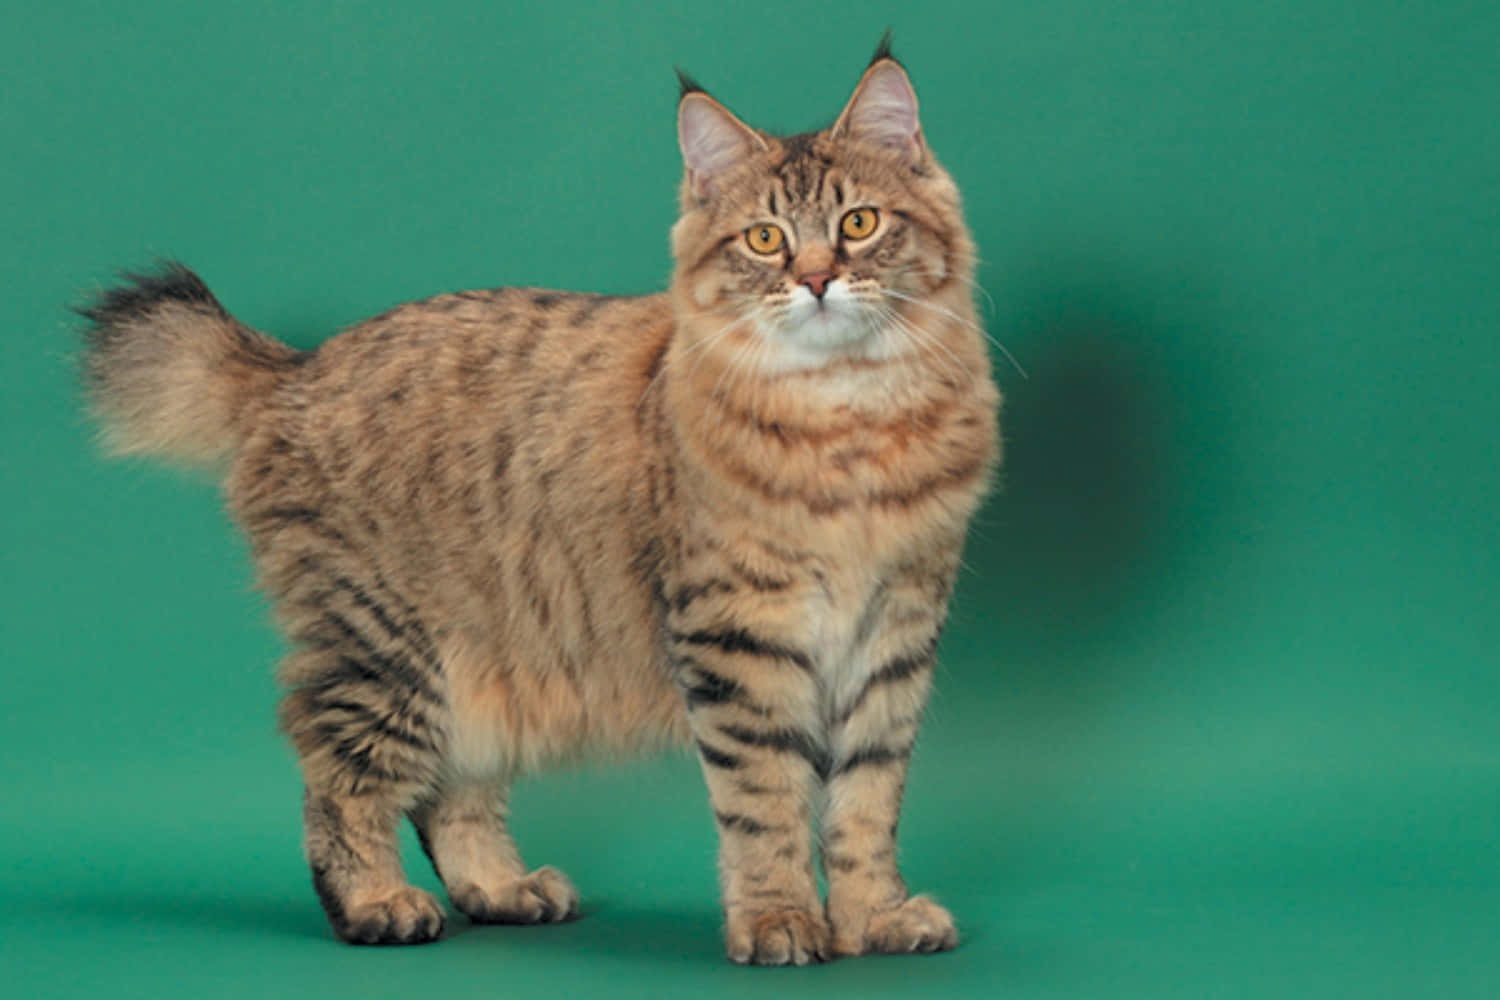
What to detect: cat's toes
<box><xmin>725</xmin><ymin>907</ymin><xmax>831</xmax><ymax>966</ymax></box>
<box><xmin>451</xmin><ymin>865</ymin><xmax>580</xmax><ymax>925</ymax></box>
<box><xmin>862</xmin><ymin>895</ymin><xmax>958</xmax><ymax>955</ymax></box>
<box><xmin>337</xmin><ymin>886</ymin><xmax>446</xmax><ymax>945</ymax></box>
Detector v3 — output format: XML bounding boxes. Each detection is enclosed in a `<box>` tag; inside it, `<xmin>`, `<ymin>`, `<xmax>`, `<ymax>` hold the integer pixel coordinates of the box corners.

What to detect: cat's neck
<box><xmin>657</xmin><ymin>295</ymin><xmax>998</xmax><ymax>554</ymax></box>
<box><xmin>664</xmin><ymin>286</ymin><xmax>989</xmax><ymax>427</ymax></box>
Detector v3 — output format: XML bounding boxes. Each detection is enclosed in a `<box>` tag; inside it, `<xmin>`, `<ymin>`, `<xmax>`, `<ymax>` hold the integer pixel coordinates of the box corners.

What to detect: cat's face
<box><xmin>670</xmin><ymin>57</ymin><xmax>972</xmax><ymax>374</ymax></box>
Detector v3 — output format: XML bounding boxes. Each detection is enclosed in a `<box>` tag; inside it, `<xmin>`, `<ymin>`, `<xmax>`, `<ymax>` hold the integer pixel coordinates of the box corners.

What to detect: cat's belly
<box><xmin>437</xmin><ymin>625</ymin><xmax>690</xmax><ymax>778</ymax></box>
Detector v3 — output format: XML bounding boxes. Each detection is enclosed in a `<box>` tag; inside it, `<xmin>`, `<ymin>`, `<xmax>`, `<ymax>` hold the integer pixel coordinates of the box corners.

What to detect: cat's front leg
<box><xmin>668</xmin><ymin>622</ymin><xmax>830</xmax><ymax>965</ymax></box>
<box><xmin>822</xmin><ymin>578</ymin><xmax>958</xmax><ymax>957</ymax></box>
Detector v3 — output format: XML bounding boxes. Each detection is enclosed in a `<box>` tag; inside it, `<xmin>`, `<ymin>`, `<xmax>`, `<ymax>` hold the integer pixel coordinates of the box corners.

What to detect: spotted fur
<box><xmin>78</xmin><ymin>45</ymin><xmax>998</xmax><ymax>963</ymax></box>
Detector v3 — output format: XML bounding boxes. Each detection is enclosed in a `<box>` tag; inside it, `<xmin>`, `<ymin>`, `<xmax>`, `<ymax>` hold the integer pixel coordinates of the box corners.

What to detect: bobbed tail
<box><xmin>77</xmin><ymin>262</ymin><xmax>305</xmax><ymax>467</ymax></box>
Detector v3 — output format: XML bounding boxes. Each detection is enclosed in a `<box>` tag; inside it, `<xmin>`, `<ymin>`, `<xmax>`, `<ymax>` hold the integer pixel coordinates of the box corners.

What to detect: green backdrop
<box><xmin>3</xmin><ymin>2</ymin><xmax>1496</xmax><ymax>997</ymax></box>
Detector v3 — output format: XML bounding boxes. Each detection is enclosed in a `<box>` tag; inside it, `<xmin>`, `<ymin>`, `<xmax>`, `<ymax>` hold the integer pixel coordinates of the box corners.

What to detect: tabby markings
<box><xmin>668</xmin><ymin>627</ymin><xmax>814</xmax><ymax>673</ymax></box>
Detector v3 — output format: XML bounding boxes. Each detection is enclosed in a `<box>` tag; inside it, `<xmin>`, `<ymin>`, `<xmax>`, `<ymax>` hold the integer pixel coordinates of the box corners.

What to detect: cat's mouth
<box><xmin>765</xmin><ymin>281</ymin><xmax>874</xmax><ymax>353</ymax></box>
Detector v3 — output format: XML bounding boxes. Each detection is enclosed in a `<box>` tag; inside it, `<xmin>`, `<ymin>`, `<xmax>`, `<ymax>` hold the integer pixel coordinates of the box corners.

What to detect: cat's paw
<box><xmin>337</xmin><ymin>886</ymin><xmax>446</xmax><ymax>945</ymax></box>
<box><xmin>725</xmin><ymin>906</ymin><xmax>831</xmax><ymax>966</ymax></box>
<box><xmin>450</xmin><ymin>865</ymin><xmax>580</xmax><ymax>925</ymax></box>
<box><xmin>855</xmin><ymin>895</ymin><xmax>958</xmax><ymax>955</ymax></box>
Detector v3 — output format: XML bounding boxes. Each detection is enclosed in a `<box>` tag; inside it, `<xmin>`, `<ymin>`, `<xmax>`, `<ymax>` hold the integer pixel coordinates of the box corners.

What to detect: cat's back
<box><xmin>269</xmin><ymin>286</ymin><xmax>671</xmax><ymax>465</ymax></box>
<box><xmin>228</xmin><ymin>286</ymin><xmax>675</xmax><ymax>603</ymax></box>
<box><xmin>302</xmin><ymin>286</ymin><xmax>669</xmax><ymax>405</ymax></box>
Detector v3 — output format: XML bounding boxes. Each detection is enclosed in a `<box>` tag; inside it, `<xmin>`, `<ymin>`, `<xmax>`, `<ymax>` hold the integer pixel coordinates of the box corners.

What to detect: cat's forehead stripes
<box><xmin>773</xmin><ymin>133</ymin><xmax>835</xmax><ymax>204</ymax></box>
<box><xmin>829</xmin><ymin>175</ymin><xmax>847</xmax><ymax>206</ymax></box>
<box><xmin>754</xmin><ymin>141</ymin><xmax>858</xmax><ymax>246</ymax></box>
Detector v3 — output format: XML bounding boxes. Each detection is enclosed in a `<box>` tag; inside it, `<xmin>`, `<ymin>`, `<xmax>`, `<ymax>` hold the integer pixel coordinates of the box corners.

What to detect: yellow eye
<box><xmin>745</xmin><ymin>223</ymin><xmax>786</xmax><ymax>255</ymax></box>
<box><xmin>840</xmin><ymin>207</ymin><xmax>879</xmax><ymax>240</ymax></box>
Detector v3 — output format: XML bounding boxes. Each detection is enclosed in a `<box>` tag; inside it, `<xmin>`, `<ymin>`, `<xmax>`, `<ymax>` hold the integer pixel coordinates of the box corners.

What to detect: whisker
<box><xmin>744</xmin><ymin>332</ymin><xmax>775</xmax><ymax>425</ymax></box>
<box><xmin>897</xmin><ymin>264</ymin><xmax>998</xmax><ymax>317</ymax></box>
<box><xmin>866</xmin><ymin>309</ymin><xmax>905</xmax><ymax>412</ymax></box>
<box><xmin>881</xmin><ymin>308</ymin><xmax>970</xmax><ymax>390</ymax></box>
<box><xmin>882</xmin><ymin>288</ymin><xmax>1028</xmax><ymax>381</ymax></box>
<box><xmin>868</xmin><ymin>301</ymin><xmax>969</xmax><ymax>392</ymax></box>
<box><xmin>636</xmin><ymin>309</ymin><xmax>752</xmax><ymax>411</ymax></box>
<box><xmin>711</xmin><ymin>317</ymin><xmax>764</xmax><ymax>403</ymax></box>
<box><xmin>685</xmin><ymin>310</ymin><xmax>757</xmax><ymax>384</ymax></box>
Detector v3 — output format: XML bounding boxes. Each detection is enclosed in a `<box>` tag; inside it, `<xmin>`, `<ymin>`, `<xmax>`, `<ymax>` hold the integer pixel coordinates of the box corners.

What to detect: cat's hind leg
<box><xmin>277</xmin><ymin>624</ymin><xmax>450</xmax><ymax>944</ymax></box>
<box><xmin>410</xmin><ymin>779</ymin><xmax>580</xmax><ymax>925</ymax></box>
<box><xmin>246</xmin><ymin>491</ymin><xmax>455</xmax><ymax>944</ymax></box>
<box><xmin>300</xmin><ymin>785</ymin><xmax>446</xmax><ymax>944</ymax></box>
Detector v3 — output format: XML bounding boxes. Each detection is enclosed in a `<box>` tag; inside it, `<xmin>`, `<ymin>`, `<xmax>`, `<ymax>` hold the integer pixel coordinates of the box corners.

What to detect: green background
<box><xmin>3</xmin><ymin>1</ymin><xmax>1496</xmax><ymax>996</ymax></box>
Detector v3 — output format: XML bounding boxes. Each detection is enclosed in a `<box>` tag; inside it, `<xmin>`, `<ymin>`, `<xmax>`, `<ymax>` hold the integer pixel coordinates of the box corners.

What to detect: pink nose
<box><xmin>799</xmin><ymin>270</ymin><xmax>834</xmax><ymax>299</ymax></box>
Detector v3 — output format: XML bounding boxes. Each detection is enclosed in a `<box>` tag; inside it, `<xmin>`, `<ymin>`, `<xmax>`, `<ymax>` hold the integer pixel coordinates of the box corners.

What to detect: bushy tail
<box><xmin>77</xmin><ymin>262</ymin><xmax>305</xmax><ymax>467</ymax></box>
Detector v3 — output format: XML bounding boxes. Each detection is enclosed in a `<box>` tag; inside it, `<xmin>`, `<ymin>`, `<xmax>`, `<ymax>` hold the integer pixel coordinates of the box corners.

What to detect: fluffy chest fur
<box><xmin>655</xmin><ymin>300</ymin><xmax>999</xmax><ymax>753</ymax></box>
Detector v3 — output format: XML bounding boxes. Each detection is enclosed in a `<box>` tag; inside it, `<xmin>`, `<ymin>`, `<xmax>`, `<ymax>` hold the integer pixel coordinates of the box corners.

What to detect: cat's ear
<box><xmin>677</xmin><ymin>74</ymin><xmax>767</xmax><ymax>201</ymax></box>
<box><xmin>831</xmin><ymin>50</ymin><xmax>926</xmax><ymax>164</ymax></box>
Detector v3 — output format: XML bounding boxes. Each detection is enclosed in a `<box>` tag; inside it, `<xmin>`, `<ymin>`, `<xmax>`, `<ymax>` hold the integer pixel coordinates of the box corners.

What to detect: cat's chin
<box><xmin>784</xmin><ymin>308</ymin><xmax>868</xmax><ymax>347</ymax></box>
<box><xmin>758</xmin><ymin>325</ymin><xmax>874</xmax><ymax>374</ymax></box>
<box><xmin>756</xmin><ymin>302</ymin><xmax>887</xmax><ymax>373</ymax></box>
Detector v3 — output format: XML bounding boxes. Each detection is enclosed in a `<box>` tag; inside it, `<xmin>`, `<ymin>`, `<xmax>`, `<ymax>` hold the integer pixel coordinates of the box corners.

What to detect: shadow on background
<box><xmin>965</xmin><ymin>281</ymin><xmax>1181</xmax><ymax>660</ymax></box>
<box><xmin>500</xmin><ymin>899</ymin><xmax>726</xmax><ymax>960</ymax></box>
<box><xmin>918</xmin><ymin>262</ymin><xmax>1246</xmax><ymax>896</ymax></box>
<box><xmin>28</xmin><ymin>886</ymin><xmax>725</xmax><ymax>957</ymax></box>
<box><xmin>946</xmin><ymin>259</ymin><xmax>1238</xmax><ymax>748</ymax></box>
<box><xmin>33</xmin><ymin>889</ymin><xmax>329</xmax><ymax>942</ymax></box>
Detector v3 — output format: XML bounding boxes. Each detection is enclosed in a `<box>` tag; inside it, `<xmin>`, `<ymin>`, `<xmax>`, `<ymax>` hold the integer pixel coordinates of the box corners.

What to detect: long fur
<box><xmin>78</xmin><ymin>262</ymin><xmax>304</xmax><ymax>465</ymax></box>
<box><xmin>79</xmin><ymin>52</ymin><xmax>999</xmax><ymax>965</ymax></box>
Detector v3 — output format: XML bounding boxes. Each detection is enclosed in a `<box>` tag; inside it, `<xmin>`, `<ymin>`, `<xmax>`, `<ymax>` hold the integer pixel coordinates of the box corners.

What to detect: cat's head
<box><xmin>669</xmin><ymin>41</ymin><xmax>973</xmax><ymax>374</ymax></box>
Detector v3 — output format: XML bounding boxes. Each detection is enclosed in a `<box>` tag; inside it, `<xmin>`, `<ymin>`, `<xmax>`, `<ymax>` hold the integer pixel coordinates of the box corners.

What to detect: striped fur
<box><xmin>78</xmin><ymin>49</ymin><xmax>998</xmax><ymax>963</ymax></box>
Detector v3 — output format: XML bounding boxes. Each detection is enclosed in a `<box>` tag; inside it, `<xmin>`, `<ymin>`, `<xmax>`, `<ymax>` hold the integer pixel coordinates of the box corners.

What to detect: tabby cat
<box><xmin>79</xmin><ymin>40</ymin><xmax>999</xmax><ymax>965</ymax></box>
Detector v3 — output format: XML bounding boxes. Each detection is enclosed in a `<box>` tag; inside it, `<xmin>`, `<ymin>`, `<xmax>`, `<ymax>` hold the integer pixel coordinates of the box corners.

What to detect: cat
<box><xmin>78</xmin><ymin>38</ymin><xmax>1000</xmax><ymax>965</ymax></box>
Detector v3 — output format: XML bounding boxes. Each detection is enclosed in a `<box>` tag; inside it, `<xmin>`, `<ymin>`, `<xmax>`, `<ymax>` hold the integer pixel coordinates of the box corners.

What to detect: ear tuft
<box><xmin>675</xmin><ymin>67</ymin><xmax>705</xmax><ymax>98</ymax></box>
<box><xmin>868</xmin><ymin>27</ymin><xmax>896</xmax><ymax>67</ymax></box>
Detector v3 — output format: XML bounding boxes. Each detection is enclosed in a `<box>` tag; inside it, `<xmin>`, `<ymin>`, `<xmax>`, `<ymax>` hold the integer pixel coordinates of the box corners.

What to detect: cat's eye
<box><xmin>840</xmin><ymin>207</ymin><xmax>879</xmax><ymax>240</ymax></box>
<box><xmin>745</xmin><ymin>223</ymin><xmax>786</xmax><ymax>255</ymax></box>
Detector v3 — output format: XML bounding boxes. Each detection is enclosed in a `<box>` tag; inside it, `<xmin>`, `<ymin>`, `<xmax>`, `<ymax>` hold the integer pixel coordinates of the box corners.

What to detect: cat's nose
<box><xmin>798</xmin><ymin>270</ymin><xmax>834</xmax><ymax>299</ymax></box>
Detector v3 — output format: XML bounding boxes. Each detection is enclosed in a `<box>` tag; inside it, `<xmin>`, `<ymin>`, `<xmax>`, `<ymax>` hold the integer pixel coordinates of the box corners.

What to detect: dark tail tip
<box><xmin>76</xmin><ymin>261</ymin><xmax>225</xmax><ymax>337</ymax></box>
